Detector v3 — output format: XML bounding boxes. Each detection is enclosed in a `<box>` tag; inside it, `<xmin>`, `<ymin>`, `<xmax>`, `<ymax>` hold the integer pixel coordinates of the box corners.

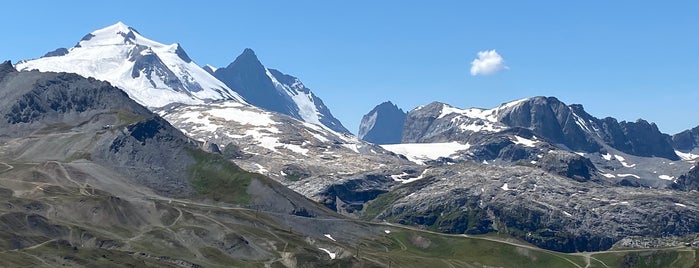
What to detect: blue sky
<box><xmin>4</xmin><ymin>1</ymin><xmax>699</xmax><ymax>134</ymax></box>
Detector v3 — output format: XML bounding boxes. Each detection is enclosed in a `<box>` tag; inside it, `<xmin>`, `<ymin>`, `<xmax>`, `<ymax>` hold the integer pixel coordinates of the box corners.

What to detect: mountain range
<box><xmin>17</xmin><ymin>22</ymin><xmax>349</xmax><ymax>134</ymax></box>
<box><xmin>2</xmin><ymin>22</ymin><xmax>699</xmax><ymax>266</ymax></box>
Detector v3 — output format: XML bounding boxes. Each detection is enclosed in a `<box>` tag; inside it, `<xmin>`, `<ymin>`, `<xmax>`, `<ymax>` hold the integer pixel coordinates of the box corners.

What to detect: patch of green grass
<box><xmin>592</xmin><ymin>249</ymin><xmax>698</xmax><ymax>268</ymax></box>
<box><xmin>115</xmin><ymin>110</ymin><xmax>148</xmax><ymax>127</ymax></box>
<box><xmin>284</xmin><ymin>173</ymin><xmax>302</xmax><ymax>182</ymax></box>
<box><xmin>358</xmin><ymin>230</ymin><xmax>587</xmax><ymax>268</ymax></box>
<box><xmin>187</xmin><ymin>148</ymin><xmax>266</xmax><ymax>204</ymax></box>
<box><xmin>361</xmin><ymin>191</ymin><xmax>403</xmax><ymax>221</ymax></box>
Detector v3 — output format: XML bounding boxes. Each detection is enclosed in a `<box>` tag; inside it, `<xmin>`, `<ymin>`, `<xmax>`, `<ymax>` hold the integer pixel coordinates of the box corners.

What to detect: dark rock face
<box><xmin>213</xmin><ymin>49</ymin><xmax>349</xmax><ymax>133</ymax></box>
<box><xmin>537</xmin><ymin>151</ymin><xmax>596</xmax><ymax>182</ymax></box>
<box><xmin>128</xmin><ymin>45</ymin><xmax>201</xmax><ymax>93</ymax></box>
<box><xmin>598</xmin><ymin>118</ymin><xmax>678</xmax><ymax>160</ymax></box>
<box><xmin>42</xmin><ymin>48</ymin><xmax>69</xmax><ymax>58</ymax></box>
<box><xmin>105</xmin><ymin>116</ymin><xmax>198</xmax><ymax>197</ymax></box>
<box><xmin>0</xmin><ymin>71</ymin><xmax>149</xmax><ymax>136</ymax></box>
<box><xmin>674</xmin><ymin>165</ymin><xmax>699</xmax><ymax>191</ymax></box>
<box><xmin>499</xmin><ymin>97</ymin><xmax>601</xmax><ymax>152</ymax></box>
<box><xmin>672</xmin><ymin>126</ymin><xmax>699</xmax><ymax>152</ymax></box>
<box><xmin>318</xmin><ymin>174</ymin><xmax>396</xmax><ymax>214</ymax></box>
<box><xmin>401</xmin><ymin>102</ymin><xmax>451</xmax><ymax>143</ymax></box>
<box><xmin>0</xmin><ymin>61</ymin><xmax>16</xmax><ymax>81</ymax></box>
<box><xmin>358</xmin><ymin>101</ymin><xmax>406</xmax><ymax>144</ymax></box>
<box><xmin>401</xmin><ymin>97</ymin><xmax>679</xmax><ymax>160</ymax></box>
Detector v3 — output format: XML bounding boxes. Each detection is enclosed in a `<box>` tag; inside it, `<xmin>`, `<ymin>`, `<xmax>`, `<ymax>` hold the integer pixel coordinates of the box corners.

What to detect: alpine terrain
<box><xmin>16</xmin><ymin>22</ymin><xmax>245</xmax><ymax>108</ymax></box>
<box><xmin>208</xmin><ymin>48</ymin><xmax>350</xmax><ymax>134</ymax></box>
<box><xmin>1</xmin><ymin>20</ymin><xmax>698</xmax><ymax>267</ymax></box>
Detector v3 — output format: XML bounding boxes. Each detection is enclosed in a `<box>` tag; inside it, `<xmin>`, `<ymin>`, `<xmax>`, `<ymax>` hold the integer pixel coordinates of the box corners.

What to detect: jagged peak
<box><xmin>225</xmin><ymin>48</ymin><xmax>263</xmax><ymax>70</ymax></box>
<box><xmin>372</xmin><ymin>101</ymin><xmax>405</xmax><ymax>113</ymax></box>
<box><xmin>0</xmin><ymin>60</ymin><xmax>16</xmax><ymax>80</ymax></box>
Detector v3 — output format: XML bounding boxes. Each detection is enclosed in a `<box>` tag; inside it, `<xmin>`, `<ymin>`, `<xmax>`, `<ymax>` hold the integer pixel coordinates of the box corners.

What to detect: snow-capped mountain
<box><xmin>210</xmin><ymin>49</ymin><xmax>350</xmax><ymax>134</ymax></box>
<box><xmin>16</xmin><ymin>22</ymin><xmax>244</xmax><ymax>108</ymax></box>
<box><xmin>358</xmin><ymin>101</ymin><xmax>406</xmax><ymax>144</ymax></box>
<box><xmin>402</xmin><ymin>96</ymin><xmax>678</xmax><ymax>160</ymax></box>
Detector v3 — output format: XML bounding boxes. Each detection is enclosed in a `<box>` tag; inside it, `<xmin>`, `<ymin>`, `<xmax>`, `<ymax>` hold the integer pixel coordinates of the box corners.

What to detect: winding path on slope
<box><xmin>0</xmin><ymin>162</ymin><xmax>13</xmax><ymax>173</ymax></box>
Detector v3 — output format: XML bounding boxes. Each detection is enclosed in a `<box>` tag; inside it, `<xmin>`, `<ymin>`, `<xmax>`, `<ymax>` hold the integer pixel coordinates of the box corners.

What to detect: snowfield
<box><xmin>16</xmin><ymin>22</ymin><xmax>244</xmax><ymax>108</ymax></box>
<box><xmin>380</xmin><ymin>142</ymin><xmax>471</xmax><ymax>164</ymax></box>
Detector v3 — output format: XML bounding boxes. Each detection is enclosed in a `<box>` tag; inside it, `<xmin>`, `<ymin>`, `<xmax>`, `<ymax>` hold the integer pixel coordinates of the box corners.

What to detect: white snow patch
<box><xmin>675</xmin><ymin>150</ymin><xmax>699</xmax><ymax>161</ymax></box>
<box><xmin>381</xmin><ymin>142</ymin><xmax>470</xmax><ymax>164</ymax></box>
<box><xmin>324</xmin><ymin>234</ymin><xmax>336</xmax><ymax>241</ymax></box>
<box><xmin>562</xmin><ymin>211</ymin><xmax>573</xmax><ymax>217</ymax></box>
<box><xmin>614</xmin><ymin>155</ymin><xmax>636</xmax><ymax>168</ymax></box>
<box><xmin>254</xmin><ymin>164</ymin><xmax>268</xmax><ymax>174</ymax></box>
<box><xmin>266</xmin><ymin>68</ymin><xmax>325</xmax><ymax>127</ymax></box>
<box><xmin>384</xmin><ymin>230</ymin><xmax>391</xmax><ymax>234</ymax></box>
<box><xmin>501</xmin><ymin>183</ymin><xmax>512</xmax><ymax>191</ymax></box>
<box><xmin>318</xmin><ymin>248</ymin><xmax>336</xmax><ymax>259</ymax></box>
<box><xmin>602</xmin><ymin>153</ymin><xmax>613</xmax><ymax>161</ymax></box>
<box><xmin>393</xmin><ymin>169</ymin><xmax>430</xmax><ymax>184</ymax></box>
<box><xmin>675</xmin><ymin>203</ymin><xmax>687</xmax><ymax>208</ymax></box>
<box><xmin>574</xmin><ymin>152</ymin><xmax>585</xmax><ymax>156</ymax></box>
<box><xmin>206</xmin><ymin>106</ymin><xmax>276</xmax><ymax>126</ymax></box>
<box><xmin>658</xmin><ymin>175</ymin><xmax>675</xmax><ymax>181</ymax></box>
<box><xmin>617</xmin><ymin>174</ymin><xmax>641</xmax><ymax>179</ymax></box>
<box><xmin>341</xmin><ymin>143</ymin><xmax>360</xmax><ymax>153</ymax></box>
<box><xmin>601</xmin><ymin>173</ymin><xmax>616</xmax><ymax>178</ymax></box>
<box><xmin>512</xmin><ymin>136</ymin><xmax>538</xmax><ymax>147</ymax></box>
<box><xmin>572</xmin><ymin>112</ymin><xmax>592</xmax><ymax>132</ymax></box>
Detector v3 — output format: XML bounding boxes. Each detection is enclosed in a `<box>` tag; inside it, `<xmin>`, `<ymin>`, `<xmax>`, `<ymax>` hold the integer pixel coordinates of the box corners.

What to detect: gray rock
<box><xmin>212</xmin><ymin>49</ymin><xmax>350</xmax><ymax>133</ymax></box>
<box><xmin>358</xmin><ymin>101</ymin><xmax>406</xmax><ymax>144</ymax></box>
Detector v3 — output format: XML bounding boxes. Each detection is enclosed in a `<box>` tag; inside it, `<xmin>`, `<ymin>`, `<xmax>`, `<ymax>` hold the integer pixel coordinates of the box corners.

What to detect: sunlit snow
<box><xmin>381</xmin><ymin>142</ymin><xmax>470</xmax><ymax>164</ymax></box>
<box><xmin>324</xmin><ymin>234</ymin><xmax>337</xmax><ymax>241</ymax></box>
<box><xmin>658</xmin><ymin>175</ymin><xmax>675</xmax><ymax>181</ymax></box>
<box><xmin>16</xmin><ymin>22</ymin><xmax>244</xmax><ymax>108</ymax></box>
<box><xmin>617</xmin><ymin>173</ymin><xmax>640</xmax><ymax>179</ymax></box>
<box><xmin>675</xmin><ymin>150</ymin><xmax>699</xmax><ymax>161</ymax></box>
<box><xmin>318</xmin><ymin>248</ymin><xmax>336</xmax><ymax>259</ymax></box>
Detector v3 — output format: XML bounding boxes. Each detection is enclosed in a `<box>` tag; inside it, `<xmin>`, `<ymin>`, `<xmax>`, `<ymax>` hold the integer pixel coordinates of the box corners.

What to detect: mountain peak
<box><xmin>76</xmin><ymin>21</ymin><xmax>146</xmax><ymax>48</ymax></box>
<box><xmin>376</xmin><ymin>101</ymin><xmax>401</xmax><ymax>110</ymax></box>
<box><xmin>0</xmin><ymin>60</ymin><xmax>16</xmax><ymax>80</ymax></box>
<box><xmin>16</xmin><ymin>23</ymin><xmax>244</xmax><ymax>108</ymax></box>
<box><xmin>242</xmin><ymin>48</ymin><xmax>256</xmax><ymax>56</ymax></box>
<box><xmin>225</xmin><ymin>48</ymin><xmax>263</xmax><ymax>70</ymax></box>
<box><xmin>359</xmin><ymin>101</ymin><xmax>407</xmax><ymax>144</ymax></box>
<box><xmin>102</xmin><ymin>21</ymin><xmax>139</xmax><ymax>35</ymax></box>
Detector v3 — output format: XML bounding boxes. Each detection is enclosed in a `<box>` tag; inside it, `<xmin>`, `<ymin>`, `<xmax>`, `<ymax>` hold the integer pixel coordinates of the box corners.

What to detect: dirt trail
<box><xmin>47</xmin><ymin>161</ymin><xmax>91</xmax><ymax>196</ymax></box>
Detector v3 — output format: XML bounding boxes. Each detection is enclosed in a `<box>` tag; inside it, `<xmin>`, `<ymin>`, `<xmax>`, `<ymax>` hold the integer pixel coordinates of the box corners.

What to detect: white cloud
<box><xmin>470</xmin><ymin>50</ymin><xmax>508</xmax><ymax>76</ymax></box>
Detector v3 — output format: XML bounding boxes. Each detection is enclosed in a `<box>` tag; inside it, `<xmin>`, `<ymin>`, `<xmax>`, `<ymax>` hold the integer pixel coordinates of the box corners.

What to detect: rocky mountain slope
<box><xmin>363</xmin><ymin>160</ymin><xmax>699</xmax><ymax>252</ymax></box>
<box><xmin>4</xmin><ymin>61</ymin><xmax>678</xmax><ymax>267</ymax></box>
<box><xmin>15</xmin><ymin>22</ymin><xmax>244</xmax><ymax>108</ymax></box>
<box><xmin>354</xmin><ymin>96</ymin><xmax>699</xmax><ymax>252</ymax></box>
<box><xmin>210</xmin><ymin>49</ymin><xmax>350</xmax><ymax>134</ymax></box>
<box><xmin>358</xmin><ymin>101</ymin><xmax>406</xmax><ymax>144</ymax></box>
<box><xmin>401</xmin><ymin>97</ymin><xmax>679</xmax><ymax>160</ymax></box>
<box><xmin>156</xmin><ymin>101</ymin><xmax>414</xmax><ymax>215</ymax></box>
<box><xmin>0</xmin><ymin>62</ymin><xmax>399</xmax><ymax>266</ymax></box>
